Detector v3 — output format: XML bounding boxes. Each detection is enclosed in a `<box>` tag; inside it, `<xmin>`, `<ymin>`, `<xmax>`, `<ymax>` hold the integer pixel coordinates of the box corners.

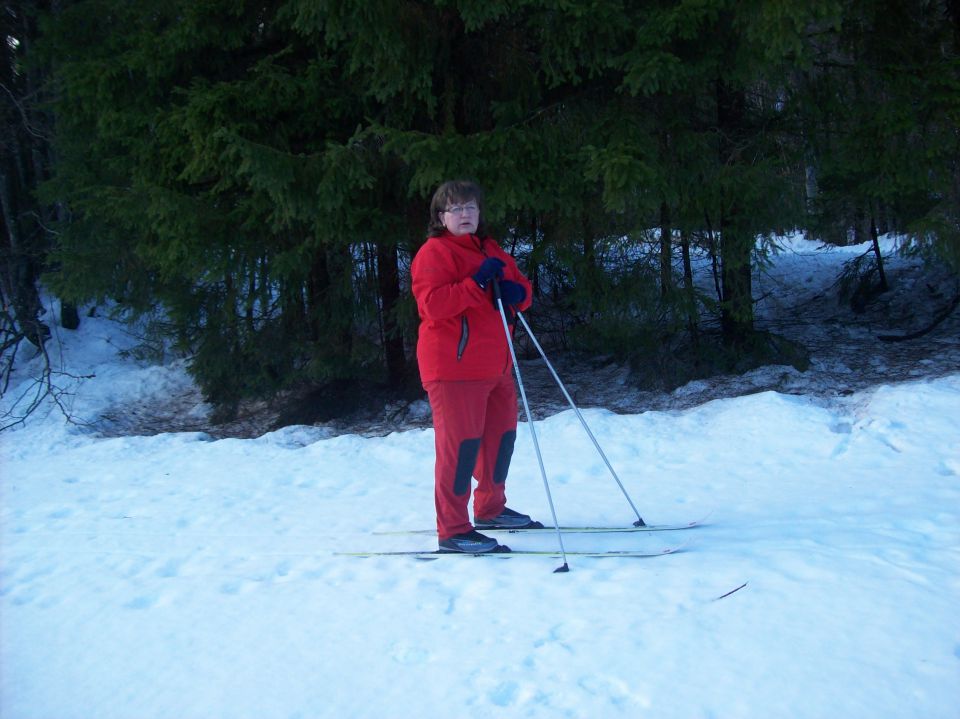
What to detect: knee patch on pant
<box><xmin>454</xmin><ymin>438</ymin><xmax>481</xmax><ymax>496</ymax></box>
<box><xmin>493</xmin><ymin>430</ymin><xmax>516</xmax><ymax>485</ymax></box>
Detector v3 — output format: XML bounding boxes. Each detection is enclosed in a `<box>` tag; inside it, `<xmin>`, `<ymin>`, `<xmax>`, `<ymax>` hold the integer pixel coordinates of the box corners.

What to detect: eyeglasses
<box><xmin>444</xmin><ymin>203</ymin><xmax>479</xmax><ymax>216</ymax></box>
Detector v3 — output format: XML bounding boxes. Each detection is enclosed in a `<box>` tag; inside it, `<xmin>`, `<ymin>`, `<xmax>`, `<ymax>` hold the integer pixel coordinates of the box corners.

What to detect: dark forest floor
<box><xmin>132</xmin><ymin>246</ymin><xmax>958</xmax><ymax>440</ymax></box>
<box><xmin>79</xmin><ymin>237</ymin><xmax>960</xmax><ymax>441</ymax></box>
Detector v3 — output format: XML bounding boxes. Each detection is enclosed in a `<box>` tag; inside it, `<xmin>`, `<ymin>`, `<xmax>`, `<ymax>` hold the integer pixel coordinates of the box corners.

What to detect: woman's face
<box><xmin>439</xmin><ymin>198</ymin><xmax>480</xmax><ymax>235</ymax></box>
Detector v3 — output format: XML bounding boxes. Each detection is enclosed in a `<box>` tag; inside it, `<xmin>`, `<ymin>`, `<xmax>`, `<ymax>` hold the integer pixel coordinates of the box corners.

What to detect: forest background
<box><xmin>2</xmin><ymin>0</ymin><xmax>958</xmax><ymax>426</ymax></box>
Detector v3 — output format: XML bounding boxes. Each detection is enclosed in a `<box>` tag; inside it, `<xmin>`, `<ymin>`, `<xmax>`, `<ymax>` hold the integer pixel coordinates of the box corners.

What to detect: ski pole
<box><xmin>514</xmin><ymin>310</ymin><xmax>646</xmax><ymax>527</ymax></box>
<box><xmin>492</xmin><ymin>280</ymin><xmax>569</xmax><ymax>573</ymax></box>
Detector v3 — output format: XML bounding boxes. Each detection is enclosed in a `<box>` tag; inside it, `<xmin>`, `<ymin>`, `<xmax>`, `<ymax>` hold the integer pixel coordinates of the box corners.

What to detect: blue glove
<box><xmin>496</xmin><ymin>280</ymin><xmax>526</xmax><ymax>307</ymax></box>
<box><xmin>472</xmin><ymin>257</ymin><xmax>505</xmax><ymax>289</ymax></box>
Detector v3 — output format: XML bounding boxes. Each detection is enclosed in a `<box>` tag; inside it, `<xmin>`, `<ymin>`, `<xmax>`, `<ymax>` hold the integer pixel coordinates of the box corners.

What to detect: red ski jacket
<box><xmin>412</xmin><ymin>232</ymin><xmax>532</xmax><ymax>382</ymax></box>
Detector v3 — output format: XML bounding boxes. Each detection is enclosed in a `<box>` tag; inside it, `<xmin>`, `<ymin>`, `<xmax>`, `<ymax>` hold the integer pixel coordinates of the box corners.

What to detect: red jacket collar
<box><xmin>432</xmin><ymin>230</ymin><xmax>487</xmax><ymax>250</ymax></box>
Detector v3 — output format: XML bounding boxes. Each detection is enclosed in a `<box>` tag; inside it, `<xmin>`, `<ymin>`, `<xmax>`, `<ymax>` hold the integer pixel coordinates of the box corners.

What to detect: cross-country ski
<box><xmin>374</xmin><ymin>516</ymin><xmax>708</xmax><ymax>536</ymax></box>
<box><xmin>337</xmin><ymin>545</ymin><xmax>686</xmax><ymax>559</ymax></box>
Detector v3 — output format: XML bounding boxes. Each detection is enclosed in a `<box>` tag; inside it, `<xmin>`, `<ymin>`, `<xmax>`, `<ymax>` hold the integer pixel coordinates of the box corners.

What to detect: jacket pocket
<box><xmin>456</xmin><ymin>316</ymin><xmax>469</xmax><ymax>361</ymax></box>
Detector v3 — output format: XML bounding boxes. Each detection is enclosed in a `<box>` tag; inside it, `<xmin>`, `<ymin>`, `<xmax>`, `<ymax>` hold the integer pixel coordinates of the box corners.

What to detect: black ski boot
<box><xmin>475</xmin><ymin>507</ymin><xmax>545</xmax><ymax>530</ymax></box>
<box><xmin>438</xmin><ymin>530</ymin><xmax>508</xmax><ymax>553</ymax></box>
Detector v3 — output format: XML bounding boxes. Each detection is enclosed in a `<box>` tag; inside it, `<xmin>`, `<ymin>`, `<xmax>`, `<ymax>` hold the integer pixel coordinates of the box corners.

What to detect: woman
<box><xmin>411</xmin><ymin>180</ymin><xmax>541</xmax><ymax>553</ymax></box>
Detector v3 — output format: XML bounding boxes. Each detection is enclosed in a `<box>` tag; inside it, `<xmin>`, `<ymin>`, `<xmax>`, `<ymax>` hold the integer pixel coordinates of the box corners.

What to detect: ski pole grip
<box><xmin>491</xmin><ymin>277</ymin><xmax>503</xmax><ymax>303</ymax></box>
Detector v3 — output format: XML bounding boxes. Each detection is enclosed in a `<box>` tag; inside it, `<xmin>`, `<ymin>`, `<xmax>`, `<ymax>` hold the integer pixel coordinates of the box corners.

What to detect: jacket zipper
<box><xmin>457</xmin><ymin>315</ymin><xmax>469</xmax><ymax>361</ymax></box>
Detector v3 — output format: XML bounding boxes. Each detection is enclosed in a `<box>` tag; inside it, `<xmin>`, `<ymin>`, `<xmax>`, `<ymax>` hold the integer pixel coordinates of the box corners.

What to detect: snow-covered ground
<box><xmin>2</xmin><ymin>237</ymin><xmax>959</xmax><ymax>718</ymax></box>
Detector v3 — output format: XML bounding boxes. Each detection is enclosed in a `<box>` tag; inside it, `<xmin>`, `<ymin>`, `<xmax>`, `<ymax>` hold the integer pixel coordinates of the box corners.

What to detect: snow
<box><xmin>2</xmin><ymin>237</ymin><xmax>960</xmax><ymax>719</ymax></box>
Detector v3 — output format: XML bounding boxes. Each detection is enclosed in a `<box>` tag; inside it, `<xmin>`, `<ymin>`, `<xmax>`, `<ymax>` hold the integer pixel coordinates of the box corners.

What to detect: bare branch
<box><xmin>0</xmin><ymin>319</ymin><xmax>96</xmax><ymax>432</ymax></box>
<box><xmin>0</xmin><ymin>82</ymin><xmax>49</xmax><ymax>140</ymax></box>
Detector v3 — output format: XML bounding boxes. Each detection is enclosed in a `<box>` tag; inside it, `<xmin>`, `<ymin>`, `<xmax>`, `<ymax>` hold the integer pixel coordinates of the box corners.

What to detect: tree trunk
<box><xmin>61</xmin><ymin>302</ymin><xmax>80</xmax><ymax>330</ymax></box>
<box><xmin>716</xmin><ymin>78</ymin><xmax>754</xmax><ymax>347</ymax></box>
<box><xmin>0</xmin><ymin>166</ymin><xmax>46</xmax><ymax>346</ymax></box>
<box><xmin>870</xmin><ymin>214</ymin><xmax>889</xmax><ymax>292</ymax></box>
<box><xmin>949</xmin><ymin>0</ymin><xmax>960</xmax><ymax>50</ymax></box>
<box><xmin>0</xmin><ymin>168</ymin><xmax>20</xmax><ymax>301</ymax></box>
<box><xmin>659</xmin><ymin>200</ymin><xmax>672</xmax><ymax>298</ymax></box>
<box><xmin>680</xmin><ymin>230</ymin><xmax>699</xmax><ymax>352</ymax></box>
<box><xmin>376</xmin><ymin>240</ymin><xmax>406</xmax><ymax>388</ymax></box>
<box><xmin>529</xmin><ymin>215</ymin><xmax>540</xmax><ymax>298</ymax></box>
<box><xmin>719</xmin><ymin>226</ymin><xmax>753</xmax><ymax>347</ymax></box>
<box><xmin>704</xmin><ymin>210</ymin><xmax>723</xmax><ymax>304</ymax></box>
<box><xmin>853</xmin><ymin>204</ymin><xmax>867</xmax><ymax>245</ymax></box>
<box><xmin>306</xmin><ymin>249</ymin><xmax>329</xmax><ymax>343</ymax></box>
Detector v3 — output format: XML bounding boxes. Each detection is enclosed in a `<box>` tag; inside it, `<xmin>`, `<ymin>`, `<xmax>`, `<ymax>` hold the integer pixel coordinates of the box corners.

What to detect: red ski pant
<box><xmin>424</xmin><ymin>374</ymin><xmax>518</xmax><ymax>540</ymax></box>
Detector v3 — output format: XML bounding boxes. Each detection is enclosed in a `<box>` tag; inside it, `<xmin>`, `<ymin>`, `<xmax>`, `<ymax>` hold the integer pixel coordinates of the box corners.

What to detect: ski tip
<box><xmin>663</xmin><ymin>538</ymin><xmax>696</xmax><ymax>554</ymax></box>
<box><xmin>692</xmin><ymin>510</ymin><xmax>715</xmax><ymax>526</ymax></box>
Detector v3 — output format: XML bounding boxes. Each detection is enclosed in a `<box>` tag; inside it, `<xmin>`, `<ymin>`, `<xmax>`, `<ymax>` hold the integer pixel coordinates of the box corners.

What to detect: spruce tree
<box><xmin>803</xmin><ymin>0</ymin><xmax>960</xmax><ymax>276</ymax></box>
<box><xmin>604</xmin><ymin>1</ymin><xmax>837</xmax><ymax>351</ymax></box>
<box><xmin>31</xmin><ymin>0</ymin><xmax>955</xmax><ymax>420</ymax></box>
<box><xmin>2</xmin><ymin>0</ymin><xmax>58</xmax><ymax>348</ymax></box>
<box><xmin>40</xmin><ymin>0</ymin><xmax>387</xmax><ymax>411</ymax></box>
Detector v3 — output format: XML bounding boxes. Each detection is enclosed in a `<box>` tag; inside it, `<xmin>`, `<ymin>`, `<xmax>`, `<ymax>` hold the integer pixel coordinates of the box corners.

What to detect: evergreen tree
<box><xmin>40</xmin><ymin>0</ymin><xmax>389</xmax><ymax>412</ymax></box>
<box><xmin>2</xmin><ymin>0</ymin><xmax>59</xmax><ymax>349</ymax></box>
<box><xmin>601</xmin><ymin>0</ymin><xmax>835</xmax><ymax>351</ymax></box>
<box><xmin>25</xmin><ymin>0</ymin><xmax>956</xmax><ymax>421</ymax></box>
<box><xmin>803</xmin><ymin>0</ymin><xmax>960</xmax><ymax>278</ymax></box>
